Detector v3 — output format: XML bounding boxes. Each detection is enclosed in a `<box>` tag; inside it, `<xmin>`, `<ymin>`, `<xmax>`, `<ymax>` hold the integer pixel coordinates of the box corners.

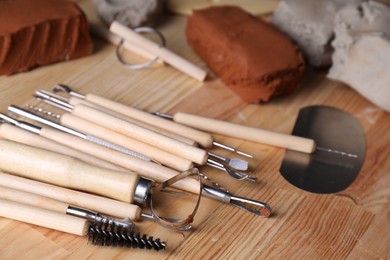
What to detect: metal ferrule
<box><xmin>152</xmin><ymin>112</ymin><xmax>174</xmax><ymax>120</ymax></box>
<box><xmin>133</xmin><ymin>177</ymin><xmax>154</xmax><ymax>207</ymax></box>
<box><xmin>201</xmin><ymin>184</ymin><xmax>231</xmax><ymax>204</ymax></box>
<box><xmin>17</xmin><ymin>121</ymin><xmax>42</xmax><ymax>135</ymax></box>
<box><xmin>66</xmin><ymin>206</ymin><xmax>134</xmax><ymax>229</ymax></box>
<box><xmin>66</xmin><ymin>205</ymin><xmax>98</xmax><ymax>221</ymax></box>
<box><xmin>0</xmin><ymin>113</ymin><xmax>41</xmax><ymax>134</ymax></box>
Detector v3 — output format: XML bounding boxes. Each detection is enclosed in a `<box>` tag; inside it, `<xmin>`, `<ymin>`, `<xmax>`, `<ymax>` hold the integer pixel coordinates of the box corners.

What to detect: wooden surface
<box><xmin>1</xmin><ymin>1</ymin><xmax>390</xmax><ymax>259</ymax></box>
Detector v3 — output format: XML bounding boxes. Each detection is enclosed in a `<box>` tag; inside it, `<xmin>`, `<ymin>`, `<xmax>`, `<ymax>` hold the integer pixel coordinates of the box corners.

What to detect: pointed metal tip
<box><xmin>236</xmin><ymin>150</ymin><xmax>254</xmax><ymax>159</ymax></box>
<box><xmin>153</xmin><ymin>112</ymin><xmax>174</xmax><ymax>120</ymax></box>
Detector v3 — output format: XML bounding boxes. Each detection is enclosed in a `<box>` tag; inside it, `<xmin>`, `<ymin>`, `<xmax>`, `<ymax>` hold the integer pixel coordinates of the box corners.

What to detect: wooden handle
<box><xmin>174</xmin><ymin>112</ymin><xmax>317</xmax><ymax>153</ymax></box>
<box><xmin>0</xmin><ymin>198</ymin><xmax>88</xmax><ymax>236</ymax></box>
<box><xmin>0</xmin><ymin>139</ymin><xmax>139</xmax><ymax>203</ymax></box>
<box><xmin>72</xmin><ymin>104</ymin><xmax>208</xmax><ymax>165</ymax></box>
<box><xmin>110</xmin><ymin>21</ymin><xmax>207</xmax><ymax>81</ymax></box>
<box><xmin>79</xmin><ymin>94</ymin><xmax>214</xmax><ymax>148</ymax></box>
<box><xmin>69</xmin><ymin>96</ymin><xmax>198</xmax><ymax>146</ymax></box>
<box><xmin>60</xmin><ymin>113</ymin><xmax>194</xmax><ymax>172</ymax></box>
<box><xmin>0</xmin><ymin>123</ymin><xmax>126</xmax><ymax>172</ymax></box>
<box><xmin>36</xmin><ymin>127</ymin><xmax>201</xmax><ymax>194</ymax></box>
<box><xmin>89</xmin><ymin>23</ymin><xmax>164</xmax><ymax>64</ymax></box>
<box><xmin>0</xmin><ymin>172</ymin><xmax>141</xmax><ymax>220</ymax></box>
<box><xmin>0</xmin><ymin>185</ymin><xmax>70</xmax><ymax>213</ymax></box>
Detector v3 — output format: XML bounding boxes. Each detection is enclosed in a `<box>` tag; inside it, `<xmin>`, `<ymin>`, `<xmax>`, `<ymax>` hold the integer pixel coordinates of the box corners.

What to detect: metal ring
<box><xmin>149</xmin><ymin>168</ymin><xmax>203</xmax><ymax>231</ymax></box>
<box><xmin>115</xmin><ymin>26</ymin><xmax>166</xmax><ymax>70</ymax></box>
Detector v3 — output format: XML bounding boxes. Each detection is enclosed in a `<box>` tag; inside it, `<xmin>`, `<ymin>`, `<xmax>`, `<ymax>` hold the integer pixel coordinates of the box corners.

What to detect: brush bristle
<box><xmin>88</xmin><ymin>221</ymin><xmax>166</xmax><ymax>251</ymax></box>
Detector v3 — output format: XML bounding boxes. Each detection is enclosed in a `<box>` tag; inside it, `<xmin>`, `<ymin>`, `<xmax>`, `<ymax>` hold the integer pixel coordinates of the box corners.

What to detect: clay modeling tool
<box><xmin>109</xmin><ymin>21</ymin><xmax>207</xmax><ymax>81</ymax></box>
<box><xmin>53</xmin><ymin>84</ymin><xmax>253</xmax><ymax>158</ymax></box>
<box><xmin>0</xmin><ymin>122</ymin><xmax>128</xmax><ymax>172</ymax></box>
<box><xmin>0</xmin><ymin>194</ymin><xmax>166</xmax><ymax>250</ymax></box>
<box><xmin>33</xmin><ymin>91</ymin><xmax>252</xmax><ymax>176</ymax></box>
<box><xmin>0</xmin><ymin>139</ymin><xmax>153</xmax><ymax>205</ymax></box>
<box><xmin>0</xmin><ymin>198</ymin><xmax>89</xmax><ymax>236</ymax></box>
<box><xmin>155</xmin><ymin>106</ymin><xmax>366</xmax><ymax>193</ymax></box>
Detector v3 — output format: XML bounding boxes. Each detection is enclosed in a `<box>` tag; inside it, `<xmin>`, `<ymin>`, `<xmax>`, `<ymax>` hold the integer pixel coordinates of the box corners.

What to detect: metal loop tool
<box><xmin>115</xmin><ymin>27</ymin><xmax>166</xmax><ymax>70</ymax></box>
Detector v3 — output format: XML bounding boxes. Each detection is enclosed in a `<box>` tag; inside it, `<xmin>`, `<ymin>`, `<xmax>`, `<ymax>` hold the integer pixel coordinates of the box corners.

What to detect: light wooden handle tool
<box><xmin>110</xmin><ymin>21</ymin><xmax>207</xmax><ymax>81</ymax></box>
<box><xmin>60</xmin><ymin>113</ymin><xmax>194</xmax><ymax>171</ymax></box>
<box><xmin>68</xmin><ymin>96</ymin><xmax>197</xmax><ymax>146</ymax></box>
<box><xmin>70</xmin><ymin>94</ymin><xmax>214</xmax><ymax>148</ymax></box>
<box><xmin>0</xmin><ymin>185</ymin><xmax>71</xmax><ymax>214</ymax></box>
<box><xmin>0</xmin><ymin>140</ymin><xmax>140</xmax><ymax>203</ymax></box>
<box><xmin>71</xmin><ymin>103</ymin><xmax>208</xmax><ymax>165</ymax></box>
<box><xmin>0</xmin><ymin>172</ymin><xmax>141</xmax><ymax>220</ymax></box>
<box><xmin>0</xmin><ymin>123</ymin><xmax>126</xmax><ymax>172</ymax></box>
<box><xmin>173</xmin><ymin>112</ymin><xmax>316</xmax><ymax>153</ymax></box>
<box><xmin>0</xmin><ymin>198</ymin><xmax>88</xmax><ymax>236</ymax></box>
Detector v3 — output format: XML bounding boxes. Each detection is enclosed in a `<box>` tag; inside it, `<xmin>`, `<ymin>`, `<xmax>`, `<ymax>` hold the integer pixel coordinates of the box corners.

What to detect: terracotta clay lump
<box><xmin>0</xmin><ymin>0</ymin><xmax>93</xmax><ymax>76</ymax></box>
<box><xmin>186</xmin><ymin>6</ymin><xmax>305</xmax><ymax>103</ymax></box>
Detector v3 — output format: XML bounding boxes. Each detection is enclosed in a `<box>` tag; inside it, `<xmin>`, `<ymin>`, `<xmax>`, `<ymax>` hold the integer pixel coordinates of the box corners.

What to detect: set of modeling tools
<box><xmin>0</xmin><ymin>84</ymin><xmax>273</xmax><ymax>251</ymax></box>
<box><xmin>0</xmin><ymin>82</ymin><xmax>366</xmax><ymax>251</ymax></box>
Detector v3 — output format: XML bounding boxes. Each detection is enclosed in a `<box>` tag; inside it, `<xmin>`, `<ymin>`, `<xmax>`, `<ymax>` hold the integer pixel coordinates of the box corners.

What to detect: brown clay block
<box><xmin>186</xmin><ymin>6</ymin><xmax>305</xmax><ymax>102</ymax></box>
<box><xmin>0</xmin><ymin>0</ymin><xmax>93</xmax><ymax>76</ymax></box>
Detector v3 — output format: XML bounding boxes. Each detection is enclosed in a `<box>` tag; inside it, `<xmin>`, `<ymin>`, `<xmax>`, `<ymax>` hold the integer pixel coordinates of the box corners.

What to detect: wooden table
<box><xmin>0</xmin><ymin>1</ymin><xmax>389</xmax><ymax>259</ymax></box>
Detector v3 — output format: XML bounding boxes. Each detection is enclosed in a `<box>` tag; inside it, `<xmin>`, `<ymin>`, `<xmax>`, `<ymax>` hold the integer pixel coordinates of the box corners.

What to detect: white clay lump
<box><xmin>328</xmin><ymin>1</ymin><xmax>390</xmax><ymax>112</ymax></box>
<box><xmin>271</xmin><ymin>0</ymin><xmax>364</xmax><ymax>67</ymax></box>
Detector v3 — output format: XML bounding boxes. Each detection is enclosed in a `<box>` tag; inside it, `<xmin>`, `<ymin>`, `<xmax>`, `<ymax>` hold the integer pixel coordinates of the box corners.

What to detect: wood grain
<box><xmin>0</xmin><ymin>0</ymin><xmax>389</xmax><ymax>259</ymax></box>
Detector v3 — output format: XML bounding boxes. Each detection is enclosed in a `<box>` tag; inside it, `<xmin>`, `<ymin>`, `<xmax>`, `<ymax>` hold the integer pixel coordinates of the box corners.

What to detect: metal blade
<box><xmin>280</xmin><ymin>105</ymin><xmax>366</xmax><ymax>193</ymax></box>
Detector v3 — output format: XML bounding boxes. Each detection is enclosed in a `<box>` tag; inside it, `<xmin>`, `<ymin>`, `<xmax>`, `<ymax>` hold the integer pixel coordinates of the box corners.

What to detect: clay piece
<box><xmin>0</xmin><ymin>0</ymin><xmax>93</xmax><ymax>76</ymax></box>
<box><xmin>328</xmin><ymin>1</ymin><xmax>390</xmax><ymax>112</ymax></box>
<box><xmin>166</xmin><ymin>0</ymin><xmax>280</xmax><ymax>16</ymax></box>
<box><xmin>271</xmin><ymin>0</ymin><xmax>364</xmax><ymax>68</ymax></box>
<box><xmin>186</xmin><ymin>6</ymin><xmax>305</xmax><ymax>103</ymax></box>
<box><xmin>92</xmin><ymin>0</ymin><xmax>163</xmax><ymax>28</ymax></box>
